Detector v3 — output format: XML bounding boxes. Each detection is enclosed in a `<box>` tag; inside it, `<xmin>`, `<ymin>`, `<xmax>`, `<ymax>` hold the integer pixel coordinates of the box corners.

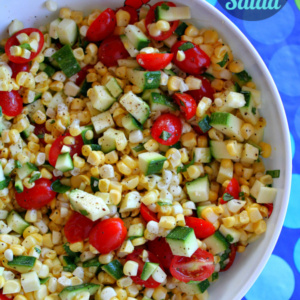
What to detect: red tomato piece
<box><xmin>8</xmin><ymin>61</ymin><xmax>30</xmax><ymax>79</ymax></box>
<box><xmin>185</xmin><ymin>217</ymin><xmax>215</xmax><ymax>239</ymax></box>
<box><xmin>64</xmin><ymin>212</ymin><xmax>95</xmax><ymax>243</ymax></box>
<box><xmin>34</xmin><ymin>123</ymin><xmax>48</xmax><ymax>145</ymax></box>
<box><xmin>171</xmin><ymin>41</ymin><xmax>210</xmax><ymax>75</ymax></box>
<box><xmin>147</xmin><ymin>237</ymin><xmax>173</xmax><ymax>271</ymax></box>
<box><xmin>186</xmin><ymin>76</ymin><xmax>215</xmax><ymax>102</ymax></box>
<box><xmin>140</xmin><ymin>203</ymin><xmax>158</xmax><ymax>223</ymax></box>
<box><xmin>0</xmin><ymin>291</ymin><xmax>10</xmax><ymax>300</ymax></box>
<box><xmin>126</xmin><ymin>249</ymin><xmax>163</xmax><ymax>288</ymax></box>
<box><xmin>151</xmin><ymin>113</ymin><xmax>182</xmax><ymax>146</ymax></box>
<box><xmin>15</xmin><ymin>179</ymin><xmax>57</xmax><ymax>210</ymax></box>
<box><xmin>265</xmin><ymin>203</ymin><xmax>273</xmax><ymax>218</ymax></box>
<box><xmin>89</xmin><ymin>218</ymin><xmax>127</xmax><ymax>254</ymax></box>
<box><xmin>220</xmin><ymin>178</ymin><xmax>240</xmax><ymax>204</ymax></box>
<box><xmin>86</xmin><ymin>8</ymin><xmax>116</xmax><ymax>42</ymax></box>
<box><xmin>220</xmin><ymin>244</ymin><xmax>237</xmax><ymax>272</ymax></box>
<box><xmin>116</xmin><ymin>6</ymin><xmax>139</xmax><ymax>24</ymax></box>
<box><xmin>170</xmin><ymin>248</ymin><xmax>214</xmax><ymax>282</ymax></box>
<box><xmin>0</xmin><ymin>91</ymin><xmax>23</xmax><ymax>117</ymax></box>
<box><xmin>5</xmin><ymin>28</ymin><xmax>44</xmax><ymax>63</ymax></box>
<box><xmin>145</xmin><ymin>2</ymin><xmax>179</xmax><ymax>41</ymax></box>
<box><xmin>124</xmin><ymin>0</ymin><xmax>151</xmax><ymax>9</ymax></box>
<box><xmin>173</xmin><ymin>93</ymin><xmax>197</xmax><ymax>120</ymax></box>
<box><xmin>75</xmin><ymin>64</ymin><xmax>93</xmax><ymax>86</ymax></box>
<box><xmin>98</xmin><ymin>36</ymin><xmax>129</xmax><ymax>67</ymax></box>
<box><xmin>136</xmin><ymin>53</ymin><xmax>173</xmax><ymax>71</ymax></box>
<box><xmin>48</xmin><ymin>133</ymin><xmax>84</xmax><ymax>167</ymax></box>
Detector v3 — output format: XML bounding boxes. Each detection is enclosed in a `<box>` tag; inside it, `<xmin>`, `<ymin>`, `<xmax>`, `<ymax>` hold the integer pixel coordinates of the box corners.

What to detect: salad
<box><xmin>0</xmin><ymin>1</ymin><xmax>279</xmax><ymax>299</ymax></box>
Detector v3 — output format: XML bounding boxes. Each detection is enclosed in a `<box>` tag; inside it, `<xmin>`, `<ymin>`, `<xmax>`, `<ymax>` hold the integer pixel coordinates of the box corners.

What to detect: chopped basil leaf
<box><xmin>202</xmin><ymin>72</ymin><xmax>215</xmax><ymax>81</ymax></box>
<box><xmin>226</xmin><ymin>234</ymin><xmax>234</xmax><ymax>243</ymax></box>
<box><xmin>170</xmin><ymin>141</ymin><xmax>181</xmax><ymax>149</ymax></box>
<box><xmin>157</xmin><ymin>201</ymin><xmax>173</xmax><ymax>206</ymax></box>
<box><xmin>63</xmin><ymin>243</ymin><xmax>80</xmax><ymax>258</ymax></box>
<box><xmin>252</xmin><ymin>107</ymin><xmax>257</xmax><ymax>114</ymax></box>
<box><xmin>241</xmin><ymin>90</ymin><xmax>251</xmax><ymax>105</ymax></box>
<box><xmin>90</xmin><ymin>144</ymin><xmax>101</xmax><ymax>151</ymax></box>
<box><xmin>234</xmin><ymin>82</ymin><xmax>241</xmax><ymax>92</ymax></box>
<box><xmin>223</xmin><ymin>193</ymin><xmax>234</xmax><ymax>202</ymax></box>
<box><xmin>178</xmin><ymin>42</ymin><xmax>194</xmax><ymax>51</ymax></box>
<box><xmin>177</xmin><ymin>154</ymin><xmax>195</xmax><ymax>173</ymax></box>
<box><xmin>266</xmin><ymin>170</ymin><xmax>280</xmax><ymax>178</ymax></box>
<box><xmin>175</xmin><ymin>22</ymin><xmax>188</xmax><ymax>36</ymax></box>
<box><xmin>37</xmin><ymin>134</ymin><xmax>44</xmax><ymax>139</ymax></box>
<box><xmin>161</xmin><ymin>3</ymin><xmax>170</xmax><ymax>10</ymax></box>
<box><xmin>212</xmin><ymin>272</ymin><xmax>219</xmax><ymax>281</ymax></box>
<box><xmin>217</xmin><ymin>52</ymin><xmax>229</xmax><ymax>67</ymax></box>
<box><xmin>133</xmin><ymin>143</ymin><xmax>145</xmax><ymax>152</ymax></box>
<box><xmin>15</xmin><ymin>160</ymin><xmax>22</xmax><ymax>169</ymax></box>
<box><xmin>159</xmin><ymin>130</ymin><xmax>172</xmax><ymax>141</ymax></box>
<box><xmin>180</xmin><ymin>100</ymin><xmax>186</xmax><ymax>107</ymax></box>
<box><xmin>239</xmin><ymin>192</ymin><xmax>245</xmax><ymax>197</ymax></box>
<box><xmin>19</xmin><ymin>43</ymin><xmax>32</xmax><ymax>50</ymax></box>
<box><xmin>50</xmin><ymin>120</ymin><xmax>55</xmax><ymax>124</ymax></box>
<box><xmin>91</xmin><ymin>177</ymin><xmax>100</xmax><ymax>193</ymax></box>
<box><xmin>80</xmin><ymin>210</ymin><xmax>88</xmax><ymax>216</ymax></box>
<box><xmin>29</xmin><ymin>172</ymin><xmax>41</xmax><ymax>183</ymax></box>
<box><xmin>39</xmin><ymin>277</ymin><xmax>50</xmax><ymax>284</ymax></box>
<box><xmin>51</xmin><ymin>180</ymin><xmax>71</xmax><ymax>193</ymax></box>
<box><xmin>198</xmin><ymin>115</ymin><xmax>211</xmax><ymax>133</ymax></box>
<box><xmin>0</xmin><ymin>177</ymin><xmax>11</xmax><ymax>190</ymax></box>
<box><xmin>82</xmin><ymin>257</ymin><xmax>101</xmax><ymax>268</ymax></box>
<box><xmin>236</xmin><ymin>70</ymin><xmax>252</xmax><ymax>83</ymax></box>
<box><xmin>198</xmin><ymin>279</ymin><xmax>210</xmax><ymax>293</ymax></box>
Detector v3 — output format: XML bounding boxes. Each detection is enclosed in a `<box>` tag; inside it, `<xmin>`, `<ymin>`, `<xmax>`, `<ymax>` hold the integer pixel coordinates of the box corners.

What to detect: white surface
<box><xmin>0</xmin><ymin>1</ymin><xmax>292</xmax><ymax>299</ymax></box>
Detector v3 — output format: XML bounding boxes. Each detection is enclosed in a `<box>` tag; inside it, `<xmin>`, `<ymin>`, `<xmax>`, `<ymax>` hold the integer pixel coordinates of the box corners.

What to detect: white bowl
<box><xmin>0</xmin><ymin>1</ymin><xmax>292</xmax><ymax>299</ymax></box>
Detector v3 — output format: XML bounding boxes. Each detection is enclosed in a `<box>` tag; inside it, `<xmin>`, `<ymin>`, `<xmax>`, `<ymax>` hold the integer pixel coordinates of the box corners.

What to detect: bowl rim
<box><xmin>196</xmin><ymin>0</ymin><xmax>292</xmax><ymax>298</ymax></box>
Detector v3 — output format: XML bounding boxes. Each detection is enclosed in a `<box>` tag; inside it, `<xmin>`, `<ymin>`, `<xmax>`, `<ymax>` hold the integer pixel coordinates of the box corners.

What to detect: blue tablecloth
<box><xmin>204</xmin><ymin>1</ymin><xmax>299</xmax><ymax>299</ymax></box>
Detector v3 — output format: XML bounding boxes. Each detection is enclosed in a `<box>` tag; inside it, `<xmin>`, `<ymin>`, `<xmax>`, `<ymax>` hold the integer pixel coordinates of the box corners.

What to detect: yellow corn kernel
<box><xmin>228</xmin><ymin>60</ymin><xmax>244</xmax><ymax>73</ymax></box>
<box><xmin>259</xmin><ymin>174</ymin><xmax>273</xmax><ymax>185</ymax></box>
<box><xmin>142</xmin><ymin>138</ymin><xmax>158</xmax><ymax>152</ymax></box>
<box><xmin>49</xmin><ymin>81</ymin><xmax>63</xmax><ymax>92</ymax></box>
<box><xmin>181</xmin><ymin>132</ymin><xmax>197</xmax><ymax>148</ymax></box>
<box><xmin>203</xmin><ymin>30</ymin><xmax>218</xmax><ymax>43</ymax></box>
<box><xmin>185</xmin><ymin>25</ymin><xmax>199</xmax><ymax>37</ymax></box>
<box><xmin>117</xmin><ymin>161</ymin><xmax>132</xmax><ymax>176</ymax></box>
<box><xmin>73</xmin><ymin>155</ymin><xmax>85</xmax><ymax>168</ymax></box>
<box><xmin>175</xmin><ymin>214</ymin><xmax>185</xmax><ymax>226</ymax></box>
<box><xmin>222</xmin><ymin>216</ymin><xmax>236</xmax><ymax>228</ymax></box>
<box><xmin>69</xmin><ymin>241</ymin><xmax>84</xmax><ymax>252</ymax></box>
<box><xmin>247</xmin><ymin>207</ymin><xmax>263</xmax><ymax>223</ymax></box>
<box><xmin>156</xmin><ymin>20</ymin><xmax>170</xmax><ymax>32</ymax></box>
<box><xmin>241</xmin><ymin>123</ymin><xmax>254</xmax><ymax>140</ymax></box>
<box><xmin>110</xmin><ymin>189</ymin><xmax>122</xmax><ymax>205</ymax></box>
<box><xmin>23</xmin><ymin>178</ymin><xmax>35</xmax><ymax>189</ymax></box>
<box><xmin>259</xmin><ymin>142</ymin><xmax>272</xmax><ymax>158</ymax></box>
<box><xmin>10</xmin><ymin>244</ymin><xmax>25</xmax><ymax>256</ymax></box>
<box><xmin>121</xmin><ymin>155</ymin><xmax>137</xmax><ymax>169</ymax></box>
<box><xmin>131</xmin><ymin>237</ymin><xmax>147</xmax><ymax>246</ymax></box>
<box><xmin>181</xmin><ymin>35</ymin><xmax>194</xmax><ymax>42</ymax></box>
<box><xmin>167</xmin><ymin>76</ymin><xmax>182</xmax><ymax>91</ymax></box>
<box><xmin>98</xmin><ymin>272</ymin><xmax>115</xmax><ymax>284</ymax></box>
<box><xmin>237</xmin><ymin>245</ymin><xmax>246</xmax><ymax>253</ymax></box>
<box><xmin>185</xmin><ymin>76</ymin><xmax>202</xmax><ymax>90</ymax></box>
<box><xmin>82</xmin><ymin>145</ymin><xmax>92</xmax><ymax>157</ymax></box>
<box><xmin>142</xmin><ymin>191</ymin><xmax>158</xmax><ymax>205</ymax></box>
<box><xmin>253</xmin><ymin>219</ymin><xmax>267</xmax><ymax>235</ymax></box>
<box><xmin>87</xmin><ymin>151</ymin><xmax>102</xmax><ymax>166</ymax></box>
<box><xmin>105</xmin><ymin>151</ymin><xmax>119</xmax><ymax>164</ymax></box>
<box><xmin>187</xmin><ymin>165</ymin><xmax>201</xmax><ymax>179</ymax></box>
<box><xmin>59</xmin><ymin>7</ymin><xmax>71</xmax><ymax>18</ymax></box>
<box><xmin>116</xmin><ymin>9</ymin><xmax>131</xmax><ymax>27</ymax></box>
<box><xmin>159</xmin><ymin>216</ymin><xmax>176</xmax><ymax>230</ymax></box>
<box><xmin>122</xmin><ymin>175</ymin><xmax>139</xmax><ymax>190</ymax></box>
<box><xmin>239</xmin><ymin>210</ymin><xmax>250</xmax><ymax>224</ymax></box>
<box><xmin>99</xmin><ymin>179</ymin><xmax>110</xmax><ymax>193</ymax></box>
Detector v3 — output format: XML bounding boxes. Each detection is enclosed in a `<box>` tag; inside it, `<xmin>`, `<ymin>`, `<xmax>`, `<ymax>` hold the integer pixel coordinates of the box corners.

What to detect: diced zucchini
<box><xmin>175</xmin><ymin>22</ymin><xmax>188</xmax><ymax>36</ymax></box>
<box><xmin>119</xmin><ymin>191</ymin><xmax>141</xmax><ymax>213</ymax></box>
<box><xmin>105</xmin><ymin>77</ymin><xmax>123</xmax><ymax>98</ymax></box>
<box><xmin>6</xmin><ymin>210</ymin><xmax>29</xmax><ymax>234</ymax></box>
<box><xmin>149</xmin><ymin>92</ymin><xmax>178</xmax><ymax>112</ymax></box>
<box><xmin>120</xmin><ymin>91</ymin><xmax>150</xmax><ymax>124</ymax></box>
<box><xmin>241</xmin><ymin>143</ymin><xmax>259</xmax><ymax>164</ymax></box>
<box><xmin>127</xmin><ymin>68</ymin><xmax>161</xmax><ymax>90</ymax></box>
<box><xmin>82</xmin><ymin>257</ymin><xmax>101</xmax><ymax>268</ymax></box>
<box><xmin>57</xmin><ymin>18</ymin><xmax>78</xmax><ymax>46</ymax></box>
<box><xmin>21</xmin><ymin>124</ymin><xmax>34</xmax><ymax>139</ymax></box>
<box><xmin>138</xmin><ymin>152</ymin><xmax>167</xmax><ymax>175</ymax></box>
<box><xmin>49</xmin><ymin>18</ymin><xmax>61</xmax><ymax>39</ymax></box>
<box><xmin>186</xmin><ymin>175</ymin><xmax>210</xmax><ymax>203</ymax></box>
<box><xmin>25</xmin><ymin>100</ymin><xmax>46</xmax><ymax>121</ymax></box>
<box><xmin>141</xmin><ymin>262</ymin><xmax>159</xmax><ymax>280</ymax></box>
<box><xmin>120</xmin><ymin>35</ymin><xmax>139</xmax><ymax>57</ymax></box>
<box><xmin>216</xmin><ymin>161</ymin><xmax>233</xmax><ymax>184</ymax></box>
<box><xmin>256</xmin><ymin>187</ymin><xmax>277</xmax><ymax>204</ymax></box>
<box><xmin>219</xmin><ymin>224</ymin><xmax>241</xmax><ymax>243</ymax></box>
<box><xmin>98</xmin><ymin>128</ymin><xmax>127</xmax><ymax>153</ymax></box>
<box><xmin>91</xmin><ymin>111</ymin><xmax>115</xmax><ymax>134</ymax></box>
<box><xmin>20</xmin><ymin>271</ymin><xmax>40</xmax><ymax>293</ymax></box>
<box><xmin>81</xmin><ymin>125</ymin><xmax>94</xmax><ymax>144</ymax></box>
<box><xmin>69</xmin><ymin>189</ymin><xmax>110</xmax><ymax>221</ymax></box>
<box><xmin>239</xmin><ymin>91</ymin><xmax>259</xmax><ymax>125</ymax></box>
<box><xmin>55</xmin><ymin>152</ymin><xmax>74</xmax><ymax>172</ymax></box>
<box><xmin>242</xmin><ymin>86</ymin><xmax>261</xmax><ymax>107</ymax></box>
<box><xmin>102</xmin><ymin>260</ymin><xmax>124</xmax><ymax>280</ymax></box>
<box><xmin>122</xmin><ymin>114</ymin><xmax>143</xmax><ymax>131</ymax></box>
<box><xmin>203</xmin><ymin>231</ymin><xmax>229</xmax><ymax>255</ymax></box>
<box><xmin>16</xmin><ymin>162</ymin><xmax>38</xmax><ymax>180</ymax></box>
<box><xmin>250</xmin><ymin>180</ymin><xmax>265</xmax><ymax>199</ymax></box>
<box><xmin>62</xmin><ymin>256</ymin><xmax>77</xmax><ymax>272</ymax></box>
<box><xmin>47</xmin><ymin>91</ymin><xmax>66</xmax><ymax>109</ymax></box>
<box><xmin>225</xmin><ymin>92</ymin><xmax>246</xmax><ymax>108</ymax></box>
<box><xmin>210</xmin><ymin>140</ymin><xmax>243</xmax><ymax>162</ymax></box>
<box><xmin>128</xmin><ymin>223</ymin><xmax>145</xmax><ymax>240</ymax></box>
<box><xmin>141</xmin><ymin>88</ymin><xmax>162</xmax><ymax>101</ymax></box>
<box><xmin>7</xmin><ymin>256</ymin><xmax>36</xmax><ymax>273</ymax></box>
<box><xmin>166</xmin><ymin>226</ymin><xmax>198</xmax><ymax>257</ymax></box>
<box><xmin>194</xmin><ymin>148</ymin><xmax>211</xmax><ymax>163</ymax></box>
<box><xmin>155</xmin><ymin>6</ymin><xmax>191</xmax><ymax>21</ymax></box>
<box><xmin>88</xmin><ymin>85</ymin><xmax>116</xmax><ymax>112</ymax></box>
<box><xmin>124</xmin><ymin>25</ymin><xmax>150</xmax><ymax>50</ymax></box>
<box><xmin>98</xmin><ymin>135</ymin><xmax>116</xmax><ymax>154</ymax></box>
<box><xmin>59</xmin><ymin>283</ymin><xmax>100</xmax><ymax>300</ymax></box>
<box><xmin>178</xmin><ymin>281</ymin><xmax>209</xmax><ymax>295</ymax></box>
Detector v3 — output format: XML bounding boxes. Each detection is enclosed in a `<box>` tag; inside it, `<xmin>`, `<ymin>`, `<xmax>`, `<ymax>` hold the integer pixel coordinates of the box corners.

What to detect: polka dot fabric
<box><xmin>205</xmin><ymin>0</ymin><xmax>300</xmax><ymax>298</ymax></box>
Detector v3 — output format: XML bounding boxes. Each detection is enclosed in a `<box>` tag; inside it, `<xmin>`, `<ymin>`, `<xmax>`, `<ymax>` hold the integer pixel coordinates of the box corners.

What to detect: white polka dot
<box><xmin>205</xmin><ymin>0</ymin><xmax>217</xmax><ymax>5</ymax></box>
<box><xmin>245</xmin><ymin>255</ymin><xmax>295</xmax><ymax>300</ymax></box>
<box><xmin>269</xmin><ymin>45</ymin><xmax>300</xmax><ymax>97</ymax></box>
<box><xmin>284</xmin><ymin>174</ymin><xmax>300</xmax><ymax>229</ymax></box>
<box><xmin>290</xmin><ymin>133</ymin><xmax>295</xmax><ymax>159</ymax></box>
<box><xmin>243</xmin><ymin>3</ymin><xmax>295</xmax><ymax>45</ymax></box>
<box><xmin>293</xmin><ymin>238</ymin><xmax>300</xmax><ymax>273</ymax></box>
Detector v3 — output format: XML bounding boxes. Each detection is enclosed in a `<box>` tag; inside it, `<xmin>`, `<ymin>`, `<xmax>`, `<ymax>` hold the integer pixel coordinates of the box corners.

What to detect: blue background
<box><xmin>205</xmin><ymin>0</ymin><xmax>300</xmax><ymax>299</ymax></box>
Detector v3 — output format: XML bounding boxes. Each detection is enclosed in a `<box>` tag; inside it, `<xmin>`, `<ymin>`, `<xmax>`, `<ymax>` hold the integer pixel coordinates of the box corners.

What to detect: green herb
<box><xmin>36</xmin><ymin>134</ymin><xmax>44</xmax><ymax>139</ymax></box>
<box><xmin>50</xmin><ymin>120</ymin><xmax>55</xmax><ymax>124</ymax></box>
<box><xmin>159</xmin><ymin>130</ymin><xmax>172</xmax><ymax>141</ymax></box>
<box><xmin>180</xmin><ymin>100</ymin><xmax>185</xmax><ymax>107</ymax></box>
<box><xmin>198</xmin><ymin>279</ymin><xmax>210</xmax><ymax>293</ymax></box>
<box><xmin>63</xmin><ymin>243</ymin><xmax>80</xmax><ymax>259</ymax></box>
<box><xmin>236</xmin><ymin>70</ymin><xmax>252</xmax><ymax>83</ymax></box>
<box><xmin>80</xmin><ymin>79</ymin><xmax>92</xmax><ymax>97</ymax></box>
<box><xmin>212</xmin><ymin>272</ymin><xmax>219</xmax><ymax>281</ymax></box>
<box><xmin>80</xmin><ymin>210</ymin><xmax>88</xmax><ymax>216</ymax></box>
<box><xmin>34</xmin><ymin>247</ymin><xmax>41</xmax><ymax>254</ymax></box>
<box><xmin>170</xmin><ymin>141</ymin><xmax>181</xmax><ymax>149</ymax></box>
<box><xmin>266</xmin><ymin>184</ymin><xmax>273</xmax><ymax>187</ymax></box>
<box><xmin>234</xmin><ymin>82</ymin><xmax>241</xmax><ymax>92</ymax></box>
<box><xmin>0</xmin><ymin>46</ymin><xmax>4</xmax><ymax>55</ymax></box>
<box><xmin>82</xmin><ymin>257</ymin><xmax>101</xmax><ymax>268</ymax></box>
<box><xmin>177</xmin><ymin>154</ymin><xmax>195</xmax><ymax>173</ymax></box>
<box><xmin>43</xmin><ymin>64</ymin><xmax>56</xmax><ymax>77</ymax></box>
<box><xmin>266</xmin><ymin>170</ymin><xmax>280</xmax><ymax>178</ymax></box>
<box><xmin>239</xmin><ymin>192</ymin><xmax>245</xmax><ymax>198</ymax></box>
<box><xmin>202</xmin><ymin>72</ymin><xmax>215</xmax><ymax>81</ymax></box>
<box><xmin>34</xmin><ymin>93</ymin><xmax>42</xmax><ymax>101</ymax></box>
<box><xmin>226</xmin><ymin>234</ymin><xmax>234</xmax><ymax>243</ymax></box>
<box><xmin>241</xmin><ymin>90</ymin><xmax>251</xmax><ymax>105</ymax></box>
<box><xmin>15</xmin><ymin>161</ymin><xmax>22</xmax><ymax>169</ymax></box>
<box><xmin>19</xmin><ymin>43</ymin><xmax>32</xmax><ymax>50</ymax></box>
<box><xmin>63</xmin><ymin>256</ymin><xmax>77</xmax><ymax>272</ymax></box>
<box><xmin>0</xmin><ymin>177</ymin><xmax>11</xmax><ymax>190</ymax></box>
<box><xmin>198</xmin><ymin>115</ymin><xmax>211</xmax><ymax>133</ymax></box>
<box><xmin>91</xmin><ymin>177</ymin><xmax>100</xmax><ymax>193</ymax></box>
<box><xmin>217</xmin><ymin>52</ymin><xmax>229</xmax><ymax>67</ymax></box>
<box><xmin>39</xmin><ymin>277</ymin><xmax>50</xmax><ymax>284</ymax></box>
<box><xmin>29</xmin><ymin>172</ymin><xmax>41</xmax><ymax>183</ymax></box>
<box><xmin>223</xmin><ymin>193</ymin><xmax>234</xmax><ymax>202</ymax></box>
<box><xmin>157</xmin><ymin>201</ymin><xmax>173</xmax><ymax>206</ymax></box>
<box><xmin>133</xmin><ymin>143</ymin><xmax>145</xmax><ymax>152</ymax></box>
<box><xmin>51</xmin><ymin>180</ymin><xmax>71</xmax><ymax>193</ymax></box>
<box><xmin>90</xmin><ymin>144</ymin><xmax>101</xmax><ymax>151</ymax></box>
<box><xmin>252</xmin><ymin>107</ymin><xmax>257</xmax><ymax>114</ymax></box>
<box><xmin>161</xmin><ymin>3</ymin><xmax>170</xmax><ymax>10</ymax></box>
<box><xmin>175</xmin><ymin>22</ymin><xmax>188</xmax><ymax>36</ymax></box>
<box><xmin>178</xmin><ymin>42</ymin><xmax>194</xmax><ymax>51</ymax></box>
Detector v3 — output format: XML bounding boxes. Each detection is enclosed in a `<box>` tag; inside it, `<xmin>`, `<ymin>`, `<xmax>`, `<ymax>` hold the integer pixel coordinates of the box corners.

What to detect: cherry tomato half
<box><xmin>147</xmin><ymin>237</ymin><xmax>173</xmax><ymax>271</ymax></box>
<box><xmin>136</xmin><ymin>53</ymin><xmax>173</xmax><ymax>71</ymax></box>
<box><xmin>98</xmin><ymin>36</ymin><xmax>129</xmax><ymax>67</ymax></box>
<box><xmin>0</xmin><ymin>291</ymin><xmax>10</xmax><ymax>300</ymax></box>
<box><xmin>86</xmin><ymin>8</ymin><xmax>116</xmax><ymax>42</ymax></box>
<box><xmin>124</xmin><ymin>0</ymin><xmax>151</xmax><ymax>9</ymax></box>
<box><xmin>116</xmin><ymin>6</ymin><xmax>139</xmax><ymax>24</ymax></box>
<box><xmin>48</xmin><ymin>133</ymin><xmax>84</xmax><ymax>167</ymax></box>
<box><xmin>64</xmin><ymin>212</ymin><xmax>95</xmax><ymax>243</ymax></box>
<box><xmin>220</xmin><ymin>244</ymin><xmax>237</xmax><ymax>272</ymax></box>
<box><xmin>5</xmin><ymin>28</ymin><xmax>44</xmax><ymax>64</ymax></box>
<box><xmin>171</xmin><ymin>41</ymin><xmax>210</xmax><ymax>75</ymax></box>
<box><xmin>8</xmin><ymin>61</ymin><xmax>30</xmax><ymax>79</ymax></box>
<box><xmin>265</xmin><ymin>203</ymin><xmax>273</xmax><ymax>218</ymax></box>
<box><xmin>33</xmin><ymin>123</ymin><xmax>48</xmax><ymax>145</ymax></box>
<box><xmin>140</xmin><ymin>203</ymin><xmax>158</xmax><ymax>223</ymax></box>
<box><xmin>151</xmin><ymin>113</ymin><xmax>182</xmax><ymax>146</ymax></box>
<box><xmin>15</xmin><ymin>179</ymin><xmax>57</xmax><ymax>210</ymax></box>
<box><xmin>173</xmin><ymin>93</ymin><xmax>197</xmax><ymax>120</ymax></box>
<box><xmin>185</xmin><ymin>217</ymin><xmax>215</xmax><ymax>239</ymax></box>
<box><xmin>75</xmin><ymin>64</ymin><xmax>93</xmax><ymax>86</ymax></box>
<box><xmin>145</xmin><ymin>2</ymin><xmax>179</xmax><ymax>41</ymax></box>
<box><xmin>220</xmin><ymin>178</ymin><xmax>240</xmax><ymax>204</ymax></box>
<box><xmin>0</xmin><ymin>91</ymin><xmax>23</xmax><ymax>117</ymax></box>
<box><xmin>170</xmin><ymin>248</ymin><xmax>214</xmax><ymax>282</ymax></box>
<box><xmin>186</xmin><ymin>76</ymin><xmax>215</xmax><ymax>102</ymax></box>
<box><xmin>89</xmin><ymin>218</ymin><xmax>127</xmax><ymax>254</ymax></box>
<box><xmin>126</xmin><ymin>249</ymin><xmax>163</xmax><ymax>288</ymax></box>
